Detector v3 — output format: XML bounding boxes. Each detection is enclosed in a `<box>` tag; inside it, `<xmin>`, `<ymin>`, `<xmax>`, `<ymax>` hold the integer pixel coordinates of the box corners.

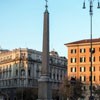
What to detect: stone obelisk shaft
<box><xmin>37</xmin><ymin>7</ymin><xmax>52</xmax><ymax>100</ymax></box>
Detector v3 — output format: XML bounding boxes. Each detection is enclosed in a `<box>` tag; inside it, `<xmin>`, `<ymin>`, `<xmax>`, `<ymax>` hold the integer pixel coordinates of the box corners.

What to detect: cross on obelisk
<box><xmin>45</xmin><ymin>0</ymin><xmax>48</xmax><ymax>10</ymax></box>
<box><xmin>37</xmin><ymin>0</ymin><xmax>52</xmax><ymax>100</ymax></box>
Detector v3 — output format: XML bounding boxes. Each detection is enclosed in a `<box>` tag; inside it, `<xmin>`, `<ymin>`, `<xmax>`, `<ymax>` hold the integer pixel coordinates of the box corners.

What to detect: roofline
<box><xmin>64</xmin><ymin>38</ymin><xmax>100</xmax><ymax>46</ymax></box>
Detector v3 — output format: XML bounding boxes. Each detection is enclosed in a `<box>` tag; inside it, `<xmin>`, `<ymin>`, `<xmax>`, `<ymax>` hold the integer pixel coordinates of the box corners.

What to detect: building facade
<box><xmin>0</xmin><ymin>48</ymin><xmax>67</xmax><ymax>100</ymax></box>
<box><xmin>65</xmin><ymin>38</ymin><xmax>100</xmax><ymax>99</ymax></box>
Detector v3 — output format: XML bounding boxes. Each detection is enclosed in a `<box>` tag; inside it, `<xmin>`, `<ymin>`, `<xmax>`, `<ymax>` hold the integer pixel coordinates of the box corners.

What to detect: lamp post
<box><xmin>82</xmin><ymin>0</ymin><xmax>100</xmax><ymax>100</ymax></box>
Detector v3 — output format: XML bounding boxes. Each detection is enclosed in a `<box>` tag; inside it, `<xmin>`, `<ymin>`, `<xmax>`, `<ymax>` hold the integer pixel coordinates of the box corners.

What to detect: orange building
<box><xmin>65</xmin><ymin>38</ymin><xmax>100</xmax><ymax>87</ymax></box>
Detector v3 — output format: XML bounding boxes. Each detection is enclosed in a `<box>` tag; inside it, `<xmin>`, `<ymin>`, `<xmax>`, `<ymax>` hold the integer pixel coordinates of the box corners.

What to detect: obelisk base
<box><xmin>37</xmin><ymin>75</ymin><xmax>53</xmax><ymax>100</ymax></box>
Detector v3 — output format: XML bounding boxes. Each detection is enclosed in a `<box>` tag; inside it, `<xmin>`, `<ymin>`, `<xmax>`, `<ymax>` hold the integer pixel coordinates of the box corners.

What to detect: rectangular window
<box><xmin>80</xmin><ymin>57</ymin><xmax>86</xmax><ymax>63</ymax></box>
<box><xmin>93</xmin><ymin>76</ymin><xmax>95</xmax><ymax>81</ymax></box>
<box><xmin>71</xmin><ymin>67</ymin><xmax>76</xmax><ymax>72</ymax></box>
<box><xmin>89</xmin><ymin>56</ymin><xmax>95</xmax><ymax>62</ymax></box>
<box><xmin>90</xmin><ymin>66</ymin><xmax>95</xmax><ymax>72</ymax></box>
<box><xmin>14</xmin><ymin>79</ymin><xmax>17</xmax><ymax>85</ymax></box>
<box><xmin>16</xmin><ymin>70</ymin><xmax>18</xmax><ymax>76</ymax></box>
<box><xmin>71</xmin><ymin>67</ymin><xmax>72</xmax><ymax>72</ymax></box>
<box><xmin>80</xmin><ymin>48</ymin><xmax>86</xmax><ymax>53</ymax></box>
<box><xmin>28</xmin><ymin>70</ymin><xmax>31</xmax><ymax>76</ymax></box>
<box><xmin>89</xmin><ymin>76</ymin><xmax>95</xmax><ymax>81</ymax></box>
<box><xmin>99</xmin><ymin>76</ymin><xmax>100</xmax><ymax>81</ymax></box>
<box><xmin>80</xmin><ymin>76</ymin><xmax>86</xmax><ymax>82</ymax></box>
<box><xmin>71</xmin><ymin>49</ymin><xmax>76</xmax><ymax>54</ymax></box>
<box><xmin>99</xmin><ymin>56</ymin><xmax>100</xmax><ymax>61</ymax></box>
<box><xmin>71</xmin><ymin>58</ymin><xmax>76</xmax><ymax>63</ymax></box>
<box><xmin>89</xmin><ymin>48</ymin><xmax>95</xmax><ymax>53</ymax></box>
<box><xmin>80</xmin><ymin>66</ymin><xmax>86</xmax><ymax>72</ymax></box>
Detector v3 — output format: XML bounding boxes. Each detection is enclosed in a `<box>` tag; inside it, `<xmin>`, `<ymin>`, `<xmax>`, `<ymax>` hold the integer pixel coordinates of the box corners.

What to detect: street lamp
<box><xmin>82</xmin><ymin>0</ymin><xmax>100</xmax><ymax>100</ymax></box>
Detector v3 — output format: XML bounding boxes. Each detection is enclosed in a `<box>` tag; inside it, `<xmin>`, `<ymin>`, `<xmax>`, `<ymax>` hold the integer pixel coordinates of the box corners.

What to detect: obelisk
<box><xmin>37</xmin><ymin>0</ymin><xmax>52</xmax><ymax>100</ymax></box>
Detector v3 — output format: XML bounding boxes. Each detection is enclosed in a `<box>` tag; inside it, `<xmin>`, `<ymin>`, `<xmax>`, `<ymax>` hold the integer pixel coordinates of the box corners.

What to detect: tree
<box><xmin>59</xmin><ymin>78</ymin><xmax>71</xmax><ymax>99</ymax></box>
<box><xmin>94</xmin><ymin>86</ymin><xmax>100</xmax><ymax>99</ymax></box>
<box><xmin>73</xmin><ymin>79</ymin><xmax>84</xmax><ymax>99</ymax></box>
<box><xmin>59</xmin><ymin>77</ymin><xmax>84</xmax><ymax>100</ymax></box>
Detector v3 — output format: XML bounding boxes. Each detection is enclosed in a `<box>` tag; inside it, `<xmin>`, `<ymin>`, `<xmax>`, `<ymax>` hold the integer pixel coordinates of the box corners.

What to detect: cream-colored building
<box><xmin>0</xmin><ymin>48</ymin><xmax>67</xmax><ymax>100</ymax></box>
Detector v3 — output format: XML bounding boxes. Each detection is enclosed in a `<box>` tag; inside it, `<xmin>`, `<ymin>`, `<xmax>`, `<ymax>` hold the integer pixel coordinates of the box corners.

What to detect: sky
<box><xmin>0</xmin><ymin>0</ymin><xmax>100</xmax><ymax>57</ymax></box>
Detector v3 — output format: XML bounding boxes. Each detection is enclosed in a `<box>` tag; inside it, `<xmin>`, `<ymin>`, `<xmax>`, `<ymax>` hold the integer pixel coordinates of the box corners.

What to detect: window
<box><xmin>57</xmin><ymin>74</ymin><xmax>59</xmax><ymax>80</ymax></box>
<box><xmin>50</xmin><ymin>72</ymin><xmax>51</xmax><ymax>78</ymax></box>
<box><xmin>9</xmin><ymin>64</ymin><xmax>11</xmax><ymax>69</ymax></box>
<box><xmin>89</xmin><ymin>48</ymin><xmax>95</xmax><ymax>53</ymax></box>
<box><xmin>99</xmin><ymin>56</ymin><xmax>100</xmax><ymax>61</ymax></box>
<box><xmin>80</xmin><ymin>57</ymin><xmax>86</xmax><ymax>63</ymax></box>
<box><xmin>89</xmin><ymin>66</ymin><xmax>95</xmax><ymax>72</ymax></box>
<box><xmin>16</xmin><ymin>70</ymin><xmax>18</xmax><ymax>76</ymax></box>
<box><xmin>14</xmin><ymin>79</ymin><xmax>17</xmax><ymax>84</ymax></box>
<box><xmin>89</xmin><ymin>56</ymin><xmax>95</xmax><ymax>62</ymax></box>
<box><xmin>71</xmin><ymin>67</ymin><xmax>76</xmax><ymax>72</ymax></box>
<box><xmin>80</xmin><ymin>66</ymin><xmax>86</xmax><ymax>72</ymax></box>
<box><xmin>71</xmin><ymin>49</ymin><xmax>76</xmax><ymax>54</ymax></box>
<box><xmin>93</xmin><ymin>76</ymin><xmax>95</xmax><ymax>81</ymax></box>
<box><xmin>36</xmin><ymin>67</ymin><xmax>39</xmax><ymax>78</ymax></box>
<box><xmin>99</xmin><ymin>76</ymin><xmax>100</xmax><ymax>81</ymax></box>
<box><xmin>9</xmin><ymin>71</ymin><xmax>11</xmax><ymax>77</ymax></box>
<box><xmin>80</xmin><ymin>76</ymin><xmax>86</xmax><ymax>82</ymax></box>
<box><xmin>53</xmin><ymin>73</ymin><xmax>55</xmax><ymax>80</ymax></box>
<box><xmin>28</xmin><ymin>69</ymin><xmax>31</xmax><ymax>77</ymax></box>
<box><xmin>28</xmin><ymin>79</ymin><xmax>31</xmax><ymax>85</ymax></box>
<box><xmin>89</xmin><ymin>76</ymin><xmax>96</xmax><ymax>81</ymax></box>
<box><xmin>71</xmin><ymin>58</ymin><xmax>76</xmax><ymax>63</ymax></box>
<box><xmin>80</xmin><ymin>48</ymin><xmax>86</xmax><ymax>53</ymax></box>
